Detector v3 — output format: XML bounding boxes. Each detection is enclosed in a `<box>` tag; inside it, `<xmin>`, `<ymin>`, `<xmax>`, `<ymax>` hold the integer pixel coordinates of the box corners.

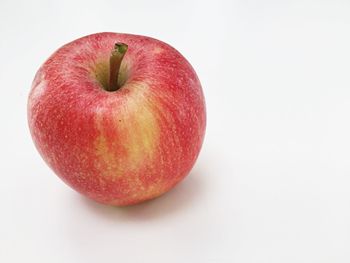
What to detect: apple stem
<box><xmin>107</xmin><ymin>42</ymin><xmax>128</xmax><ymax>92</ymax></box>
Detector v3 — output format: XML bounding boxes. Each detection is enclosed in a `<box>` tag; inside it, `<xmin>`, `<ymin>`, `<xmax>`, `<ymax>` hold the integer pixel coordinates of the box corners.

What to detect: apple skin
<box><xmin>28</xmin><ymin>32</ymin><xmax>206</xmax><ymax>206</ymax></box>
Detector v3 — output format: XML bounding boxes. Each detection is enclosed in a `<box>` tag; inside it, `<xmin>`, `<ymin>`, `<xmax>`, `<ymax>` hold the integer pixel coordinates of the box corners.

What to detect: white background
<box><xmin>1</xmin><ymin>0</ymin><xmax>350</xmax><ymax>262</ymax></box>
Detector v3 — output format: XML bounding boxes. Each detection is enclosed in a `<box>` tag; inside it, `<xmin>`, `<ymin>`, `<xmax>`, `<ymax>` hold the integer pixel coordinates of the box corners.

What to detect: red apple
<box><xmin>28</xmin><ymin>32</ymin><xmax>206</xmax><ymax>206</ymax></box>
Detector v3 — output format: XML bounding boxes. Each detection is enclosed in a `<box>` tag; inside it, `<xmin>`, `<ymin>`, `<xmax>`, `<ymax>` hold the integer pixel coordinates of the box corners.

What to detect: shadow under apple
<box><xmin>77</xmin><ymin>168</ymin><xmax>205</xmax><ymax>222</ymax></box>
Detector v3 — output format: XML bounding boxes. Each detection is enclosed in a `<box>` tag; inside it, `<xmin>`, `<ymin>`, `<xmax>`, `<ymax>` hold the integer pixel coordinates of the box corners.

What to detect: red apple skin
<box><xmin>28</xmin><ymin>32</ymin><xmax>206</xmax><ymax>206</ymax></box>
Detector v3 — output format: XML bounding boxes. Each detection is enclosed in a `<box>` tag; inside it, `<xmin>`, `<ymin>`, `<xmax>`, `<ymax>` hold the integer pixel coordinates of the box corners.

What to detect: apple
<box><xmin>28</xmin><ymin>32</ymin><xmax>206</xmax><ymax>206</ymax></box>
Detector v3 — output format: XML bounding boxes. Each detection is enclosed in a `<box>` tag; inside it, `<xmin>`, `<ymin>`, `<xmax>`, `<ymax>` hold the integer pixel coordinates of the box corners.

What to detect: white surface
<box><xmin>1</xmin><ymin>0</ymin><xmax>350</xmax><ymax>262</ymax></box>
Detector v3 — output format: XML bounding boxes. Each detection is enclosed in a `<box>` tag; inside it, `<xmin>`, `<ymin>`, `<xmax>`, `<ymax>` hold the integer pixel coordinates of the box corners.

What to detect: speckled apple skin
<box><xmin>28</xmin><ymin>32</ymin><xmax>206</xmax><ymax>206</ymax></box>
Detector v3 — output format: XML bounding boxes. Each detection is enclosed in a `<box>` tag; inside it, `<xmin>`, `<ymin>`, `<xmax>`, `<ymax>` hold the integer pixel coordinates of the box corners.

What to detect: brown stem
<box><xmin>107</xmin><ymin>42</ymin><xmax>128</xmax><ymax>92</ymax></box>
